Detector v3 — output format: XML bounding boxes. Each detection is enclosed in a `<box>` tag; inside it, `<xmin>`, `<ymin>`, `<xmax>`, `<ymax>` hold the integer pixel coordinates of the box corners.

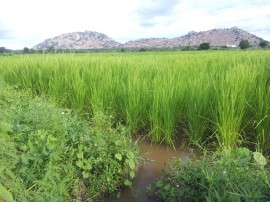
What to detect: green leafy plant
<box><xmin>150</xmin><ymin>148</ymin><xmax>270</xmax><ymax>202</ymax></box>
<box><xmin>0</xmin><ymin>81</ymin><xmax>138</xmax><ymax>201</ymax></box>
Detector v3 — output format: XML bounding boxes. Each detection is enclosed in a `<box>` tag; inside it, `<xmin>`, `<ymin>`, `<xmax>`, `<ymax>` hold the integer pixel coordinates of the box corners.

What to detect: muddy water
<box><xmin>105</xmin><ymin>140</ymin><xmax>192</xmax><ymax>202</ymax></box>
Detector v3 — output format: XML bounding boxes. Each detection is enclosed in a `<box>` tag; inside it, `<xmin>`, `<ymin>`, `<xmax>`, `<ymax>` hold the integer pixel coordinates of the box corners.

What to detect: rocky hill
<box><xmin>169</xmin><ymin>26</ymin><xmax>262</xmax><ymax>47</ymax></box>
<box><xmin>122</xmin><ymin>38</ymin><xmax>171</xmax><ymax>49</ymax></box>
<box><xmin>33</xmin><ymin>31</ymin><xmax>121</xmax><ymax>50</ymax></box>
<box><xmin>123</xmin><ymin>27</ymin><xmax>263</xmax><ymax>48</ymax></box>
<box><xmin>33</xmin><ymin>27</ymin><xmax>264</xmax><ymax>50</ymax></box>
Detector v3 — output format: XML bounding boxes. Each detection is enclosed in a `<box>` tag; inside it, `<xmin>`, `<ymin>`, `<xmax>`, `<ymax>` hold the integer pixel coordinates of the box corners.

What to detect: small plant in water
<box><xmin>150</xmin><ymin>147</ymin><xmax>270</xmax><ymax>202</ymax></box>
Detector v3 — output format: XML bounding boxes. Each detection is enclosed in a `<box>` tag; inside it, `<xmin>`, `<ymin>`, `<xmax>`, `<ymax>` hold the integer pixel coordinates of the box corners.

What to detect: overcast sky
<box><xmin>1</xmin><ymin>0</ymin><xmax>270</xmax><ymax>49</ymax></box>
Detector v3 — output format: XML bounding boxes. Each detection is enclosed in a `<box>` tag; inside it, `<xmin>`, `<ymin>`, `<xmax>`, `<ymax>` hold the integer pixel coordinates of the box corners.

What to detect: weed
<box><xmin>150</xmin><ymin>148</ymin><xmax>270</xmax><ymax>202</ymax></box>
<box><xmin>0</xmin><ymin>81</ymin><xmax>138</xmax><ymax>201</ymax></box>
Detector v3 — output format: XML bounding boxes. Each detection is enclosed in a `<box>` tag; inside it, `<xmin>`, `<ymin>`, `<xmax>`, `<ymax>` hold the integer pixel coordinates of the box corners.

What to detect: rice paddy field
<box><xmin>1</xmin><ymin>50</ymin><xmax>270</xmax><ymax>153</ymax></box>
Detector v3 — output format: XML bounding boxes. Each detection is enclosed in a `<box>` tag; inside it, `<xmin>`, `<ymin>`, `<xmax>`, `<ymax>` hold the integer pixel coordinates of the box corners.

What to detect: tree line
<box><xmin>0</xmin><ymin>40</ymin><xmax>269</xmax><ymax>55</ymax></box>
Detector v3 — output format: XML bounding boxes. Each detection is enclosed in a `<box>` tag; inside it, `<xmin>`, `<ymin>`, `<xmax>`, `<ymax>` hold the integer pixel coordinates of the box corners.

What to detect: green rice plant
<box><xmin>251</xmin><ymin>66</ymin><xmax>270</xmax><ymax>154</ymax></box>
<box><xmin>66</xmin><ymin>69</ymin><xmax>87</xmax><ymax>112</ymax></box>
<box><xmin>213</xmin><ymin>65</ymin><xmax>257</xmax><ymax>148</ymax></box>
<box><xmin>3</xmin><ymin>60</ymin><xmax>37</xmax><ymax>91</ymax></box>
<box><xmin>184</xmin><ymin>72</ymin><xmax>213</xmax><ymax>144</ymax></box>
<box><xmin>47</xmin><ymin>66</ymin><xmax>68</xmax><ymax>104</ymax></box>
<box><xmin>149</xmin><ymin>66</ymin><xmax>186</xmax><ymax>144</ymax></box>
<box><xmin>88</xmin><ymin>63</ymin><xmax>116</xmax><ymax>116</ymax></box>
<box><xmin>1</xmin><ymin>51</ymin><xmax>270</xmax><ymax>150</ymax></box>
<box><xmin>123</xmin><ymin>70</ymin><xmax>151</xmax><ymax>132</ymax></box>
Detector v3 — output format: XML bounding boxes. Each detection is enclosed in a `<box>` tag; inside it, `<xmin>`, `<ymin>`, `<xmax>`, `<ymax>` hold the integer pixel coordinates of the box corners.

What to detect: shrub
<box><xmin>0</xmin><ymin>81</ymin><xmax>138</xmax><ymax>201</ymax></box>
<box><xmin>150</xmin><ymin>148</ymin><xmax>270</xmax><ymax>202</ymax></box>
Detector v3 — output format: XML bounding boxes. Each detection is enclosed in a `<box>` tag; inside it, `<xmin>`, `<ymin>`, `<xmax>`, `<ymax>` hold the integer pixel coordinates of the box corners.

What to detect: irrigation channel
<box><xmin>104</xmin><ymin>139</ymin><xmax>193</xmax><ymax>202</ymax></box>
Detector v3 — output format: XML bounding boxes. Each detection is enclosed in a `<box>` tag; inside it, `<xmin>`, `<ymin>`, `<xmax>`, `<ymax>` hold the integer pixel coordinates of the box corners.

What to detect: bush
<box><xmin>150</xmin><ymin>148</ymin><xmax>270</xmax><ymax>202</ymax></box>
<box><xmin>0</xmin><ymin>81</ymin><xmax>138</xmax><ymax>201</ymax></box>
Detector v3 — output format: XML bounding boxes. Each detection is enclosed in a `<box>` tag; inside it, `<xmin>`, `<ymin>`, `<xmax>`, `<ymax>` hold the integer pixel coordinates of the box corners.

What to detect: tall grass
<box><xmin>1</xmin><ymin>51</ymin><xmax>270</xmax><ymax>152</ymax></box>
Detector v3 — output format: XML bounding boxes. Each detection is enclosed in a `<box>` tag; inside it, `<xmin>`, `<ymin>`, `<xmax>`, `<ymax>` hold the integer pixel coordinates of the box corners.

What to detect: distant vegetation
<box><xmin>198</xmin><ymin>42</ymin><xmax>211</xmax><ymax>50</ymax></box>
<box><xmin>0</xmin><ymin>41</ymin><xmax>269</xmax><ymax>55</ymax></box>
<box><xmin>0</xmin><ymin>47</ymin><xmax>6</xmax><ymax>54</ymax></box>
<box><xmin>23</xmin><ymin>47</ymin><xmax>30</xmax><ymax>54</ymax></box>
<box><xmin>259</xmin><ymin>40</ymin><xmax>269</xmax><ymax>48</ymax></box>
<box><xmin>239</xmin><ymin>39</ymin><xmax>251</xmax><ymax>49</ymax></box>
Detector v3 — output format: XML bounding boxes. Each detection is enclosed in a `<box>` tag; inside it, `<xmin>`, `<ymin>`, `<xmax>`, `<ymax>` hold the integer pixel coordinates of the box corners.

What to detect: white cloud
<box><xmin>0</xmin><ymin>0</ymin><xmax>269</xmax><ymax>49</ymax></box>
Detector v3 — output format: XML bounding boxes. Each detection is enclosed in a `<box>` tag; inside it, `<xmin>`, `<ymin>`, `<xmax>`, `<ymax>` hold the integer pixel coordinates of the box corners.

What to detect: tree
<box><xmin>0</xmin><ymin>47</ymin><xmax>6</xmax><ymax>54</ymax></box>
<box><xmin>47</xmin><ymin>46</ymin><xmax>55</xmax><ymax>53</ymax></box>
<box><xmin>23</xmin><ymin>47</ymin><xmax>30</xmax><ymax>54</ymax></box>
<box><xmin>198</xmin><ymin>42</ymin><xmax>210</xmax><ymax>50</ymax></box>
<box><xmin>139</xmin><ymin>48</ymin><xmax>146</xmax><ymax>52</ymax></box>
<box><xmin>239</xmin><ymin>40</ymin><xmax>250</xmax><ymax>49</ymax></box>
<box><xmin>259</xmin><ymin>40</ymin><xmax>268</xmax><ymax>48</ymax></box>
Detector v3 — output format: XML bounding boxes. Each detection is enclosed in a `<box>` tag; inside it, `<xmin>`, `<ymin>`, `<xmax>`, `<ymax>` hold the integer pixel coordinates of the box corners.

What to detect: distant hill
<box><xmin>33</xmin><ymin>27</ymin><xmax>264</xmax><ymax>50</ymax></box>
<box><xmin>33</xmin><ymin>31</ymin><xmax>121</xmax><ymax>50</ymax></box>
<box><xmin>122</xmin><ymin>38</ymin><xmax>171</xmax><ymax>49</ymax></box>
<box><xmin>123</xmin><ymin>27</ymin><xmax>263</xmax><ymax>48</ymax></box>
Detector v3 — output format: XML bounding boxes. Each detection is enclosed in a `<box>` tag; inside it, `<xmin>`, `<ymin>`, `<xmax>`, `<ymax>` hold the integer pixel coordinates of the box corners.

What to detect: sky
<box><xmin>0</xmin><ymin>0</ymin><xmax>270</xmax><ymax>49</ymax></box>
